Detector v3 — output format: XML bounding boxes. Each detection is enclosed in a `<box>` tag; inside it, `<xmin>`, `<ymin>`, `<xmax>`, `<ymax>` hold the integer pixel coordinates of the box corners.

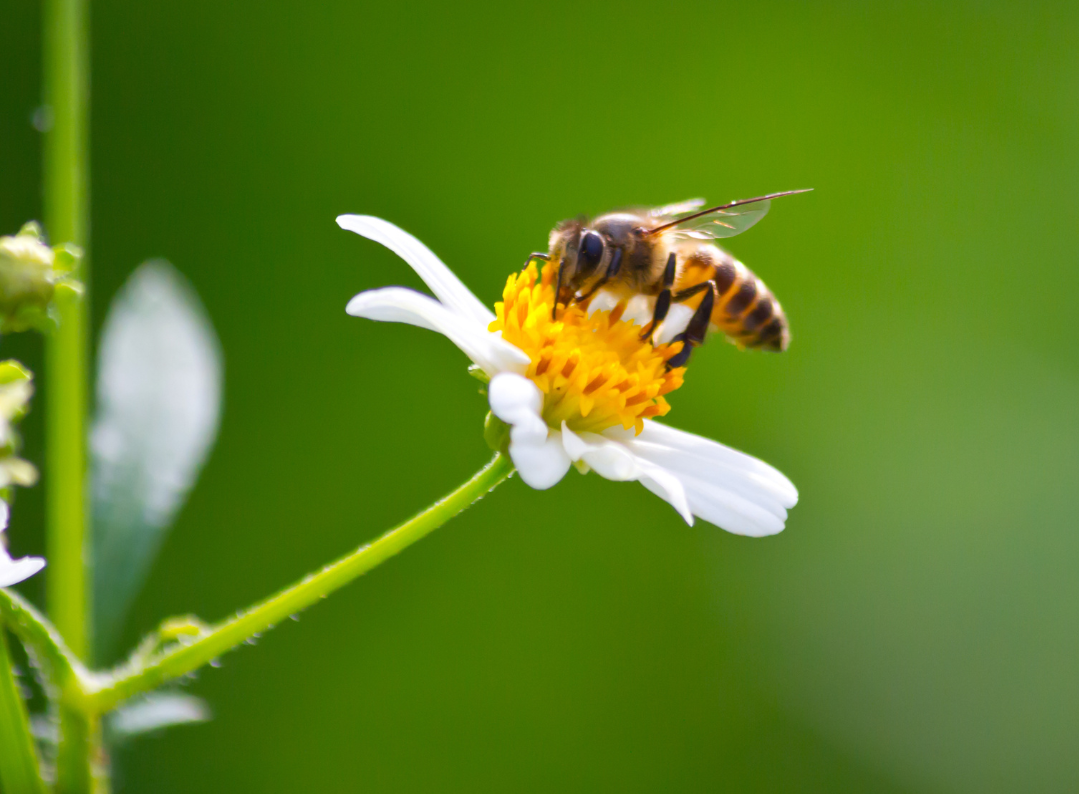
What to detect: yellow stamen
<box><xmin>489</xmin><ymin>261</ymin><xmax>686</xmax><ymax>435</ymax></box>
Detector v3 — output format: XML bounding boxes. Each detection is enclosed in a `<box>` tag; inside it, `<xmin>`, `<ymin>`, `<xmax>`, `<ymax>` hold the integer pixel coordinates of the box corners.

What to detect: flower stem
<box><xmin>0</xmin><ymin>590</ymin><xmax>104</xmax><ymax>791</ymax></box>
<box><xmin>43</xmin><ymin>0</ymin><xmax>91</xmax><ymax>662</ymax></box>
<box><xmin>0</xmin><ymin>630</ymin><xmax>47</xmax><ymax>794</ymax></box>
<box><xmin>86</xmin><ymin>453</ymin><xmax>515</xmax><ymax>713</ymax></box>
<box><xmin>43</xmin><ymin>0</ymin><xmax>92</xmax><ymax>788</ymax></box>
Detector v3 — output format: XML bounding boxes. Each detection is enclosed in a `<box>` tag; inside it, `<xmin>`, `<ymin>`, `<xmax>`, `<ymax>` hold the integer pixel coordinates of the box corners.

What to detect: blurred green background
<box><xmin>3</xmin><ymin>0</ymin><xmax>1078</xmax><ymax>791</ymax></box>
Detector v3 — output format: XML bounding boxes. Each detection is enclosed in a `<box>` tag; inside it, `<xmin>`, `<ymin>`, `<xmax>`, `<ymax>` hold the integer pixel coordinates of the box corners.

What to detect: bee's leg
<box><xmin>666</xmin><ymin>282</ymin><xmax>715</xmax><ymax>368</ymax></box>
<box><xmin>522</xmin><ymin>254</ymin><xmax>554</xmax><ymax>316</ymax></box>
<box><xmin>640</xmin><ymin>253</ymin><xmax>678</xmax><ymax>340</ymax></box>
<box><xmin>671</xmin><ymin>281</ymin><xmax>712</xmax><ymax>303</ymax></box>
<box><xmin>574</xmin><ymin>248</ymin><xmax>623</xmax><ymax>305</ymax></box>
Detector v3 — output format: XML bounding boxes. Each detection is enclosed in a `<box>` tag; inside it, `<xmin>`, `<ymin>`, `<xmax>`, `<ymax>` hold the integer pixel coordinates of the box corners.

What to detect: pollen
<box><xmin>489</xmin><ymin>261</ymin><xmax>686</xmax><ymax>435</ymax></box>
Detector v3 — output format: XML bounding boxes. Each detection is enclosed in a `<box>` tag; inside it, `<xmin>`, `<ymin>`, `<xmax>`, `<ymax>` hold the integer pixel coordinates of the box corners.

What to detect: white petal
<box><xmin>488</xmin><ymin>374</ymin><xmax>570</xmax><ymax>489</ymax></box>
<box><xmin>489</xmin><ymin>374</ymin><xmax>544</xmax><ymax>439</ymax></box>
<box><xmin>586</xmin><ymin>290</ymin><xmax>622</xmax><ymax>316</ymax></box>
<box><xmin>627</xmin><ymin>440</ymin><xmax>793</xmax><ymax>516</ymax></box>
<box><xmin>633</xmin><ymin>420</ymin><xmax>798</xmax><ymax>505</ymax></box>
<box><xmin>562</xmin><ymin>424</ymin><xmax>693</xmax><ymax>525</ymax></box>
<box><xmin>346</xmin><ymin>288</ymin><xmax>528</xmax><ymax>376</ymax></box>
<box><xmin>0</xmin><ymin>500</ymin><xmax>8</xmax><ymax>533</ymax></box>
<box><xmin>336</xmin><ymin>215</ymin><xmax>495</xmax><ymax>327</ymax></box>
<box><xmin>510</xmin><ymin>431</ymin><xmax>572</xmax><ymax>490</ymax></box>
<box><xmin>624</xmin><ymin>420</ymin><xmax>797</xmax><ymax>536</ymax></box>
<box><xmin>654</xmin><ymin>303</ymin><xmax>695</xmax><ymax>346</ymax></box>
<box><xmin>621</xmin><ymin>294</ymin><xmax>654</xmax><ymax>327</ymax></box>
<box><xmin>0</xmin><ymin>555</ymin><xmax>45</xmax><ymax>588</ymax></box>
<box><xmin>560</xmin><ymin>425</ymin><xmax>638</xmax><ymax>480</ymax></box>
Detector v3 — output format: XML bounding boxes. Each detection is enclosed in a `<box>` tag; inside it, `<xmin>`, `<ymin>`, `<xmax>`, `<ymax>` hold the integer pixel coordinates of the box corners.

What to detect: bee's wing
<box><xmin>647</xmin><ymin>189</ymin><xmax>812</xmax><ymax>239</ymax></box>
<box><xmin>647</xmin><ymin>198</ymin><xmax>707</xmax><ymax>220</ymax></box>
<box><xmin>668</xmin><ymin>201</ymin><xmax>772</xmax><ymax>240</ymax></box>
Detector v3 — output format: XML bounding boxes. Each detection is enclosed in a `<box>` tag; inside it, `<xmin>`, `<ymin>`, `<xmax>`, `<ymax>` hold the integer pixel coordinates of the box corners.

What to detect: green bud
<box><xmin>467</xmin><ymin>363</ymin><xmax>491</xmax><ymax>384</ymax></box>
<box><xmin>0</xmin><ymin>222</ymin><xmax>83</xmax><ymax>333</ymax></box>
<box><xmin>0</xmin><ymin>360</ymin><xmax>31</xmax><ymax>387</ymax></box>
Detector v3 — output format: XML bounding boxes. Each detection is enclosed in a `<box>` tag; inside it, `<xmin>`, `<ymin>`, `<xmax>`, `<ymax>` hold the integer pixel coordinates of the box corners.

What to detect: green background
<box><xmin>3</xmin><ymin>0</ymin><xmax>1078</xmax><ymax>791</ymax></box>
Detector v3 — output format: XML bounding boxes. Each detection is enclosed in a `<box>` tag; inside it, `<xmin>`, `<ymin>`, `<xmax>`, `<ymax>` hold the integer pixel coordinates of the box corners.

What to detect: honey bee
<box><xmin>530</xmin><ymin>190</ymin><xmax>811</xmax><ymax>367</ymax></box>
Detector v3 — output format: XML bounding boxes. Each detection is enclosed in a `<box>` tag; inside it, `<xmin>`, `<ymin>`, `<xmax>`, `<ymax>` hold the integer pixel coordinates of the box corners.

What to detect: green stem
<box><xmin>43</xmin><ymin>0</ymin><xmax>92</xmax><ymax>788</ymax></box>
<box><xmin>1</xmin><ymin>590</ymin><xmax>103</xmax><ymax>792</ymax></box>
<box><xmin>0</xmin><ymin>590</ymin><xmax>96</xmax><ymax>793</ymax></box>
<box><xmin>43</xmin><ymin>0</ymin><xmax>91</xmax><ymax>663</ymax></box>
<box><xmin>55</xmin><ymin>707</ymin><xmax>105</xmax><ymax>794</ymax></box>
<box><xmin>0</xmin><ymin>630</ymin><xmax>48</xmax><ymax>794</ymax></box>
<box><xmin>0</xmin><ymin>588</ymin><xmax>88</xmax><ymax>696</ymax></box>
<box><xmin>86</xmin><ymin>454</ymin><xmax>514</xmax><ymax>713</ymax></box>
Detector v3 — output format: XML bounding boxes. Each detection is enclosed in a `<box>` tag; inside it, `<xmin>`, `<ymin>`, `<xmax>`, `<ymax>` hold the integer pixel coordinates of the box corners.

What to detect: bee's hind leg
<box><xmin>640</xmin><ymin>252</ymin><xmax>678</xmax><ymax>341</ymax></box>
<box><xmin>665</xmin><ymin>283</ymin><xmax>715</xmax><ymax>369</ymax></box>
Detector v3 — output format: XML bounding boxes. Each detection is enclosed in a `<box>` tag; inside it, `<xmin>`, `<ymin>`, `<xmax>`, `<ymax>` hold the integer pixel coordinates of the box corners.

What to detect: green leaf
<box><xmin>91</xmin><ymin>262</ymin><xmax>223</xmax><ymax>660</ymax></box>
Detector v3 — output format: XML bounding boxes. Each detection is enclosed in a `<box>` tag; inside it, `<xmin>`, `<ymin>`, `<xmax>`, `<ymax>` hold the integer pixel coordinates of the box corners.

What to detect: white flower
<box><xmin>0</xmin><ymin>362</ymin><xmax>38</xmax><ymax>489</ymax></box>
<box><xmin>339</xmin><ymin>215</ymin><xmax>797</xmax><ymax>536</ymax></box>
<box><xmin>0</xmin><ymin>501</ymin><xmax>44</xmax><ymax>587</ymax></box>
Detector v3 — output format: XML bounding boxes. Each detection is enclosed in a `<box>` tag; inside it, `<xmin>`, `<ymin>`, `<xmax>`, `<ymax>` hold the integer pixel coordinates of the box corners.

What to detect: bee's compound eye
<box><xmin>578</xmin><ymin>231</ymin><xmax>604</xmax><ymax>273</ymax></box>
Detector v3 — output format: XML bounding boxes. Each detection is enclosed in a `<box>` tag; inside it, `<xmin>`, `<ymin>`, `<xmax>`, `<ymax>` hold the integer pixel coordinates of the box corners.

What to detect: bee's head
<box><xmin>549</xmin><ymin>218</ymin><xmax>606</xmax><ymax>298</ymax></box>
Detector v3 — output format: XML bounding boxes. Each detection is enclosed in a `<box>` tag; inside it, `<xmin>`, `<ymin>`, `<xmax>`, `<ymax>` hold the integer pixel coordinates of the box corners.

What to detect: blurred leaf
<box><xmin>91</xmin><ymin>262</ymin><xmax>223</xmax><ymax>660</ymax></box>
<box><xmin>107</xmin><ymin>692</ymin><xmax>211</xmax><ymax>741</ymax></box>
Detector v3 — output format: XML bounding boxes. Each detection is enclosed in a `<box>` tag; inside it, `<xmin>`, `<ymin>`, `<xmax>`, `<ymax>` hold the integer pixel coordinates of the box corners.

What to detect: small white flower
<box><xmin>0</xmin><ymin>501</ymin><xmax>44</xmax><ymax>587</ymax></box>
<box><xmin>339</xmin><ymin>215</ymin><xmax>797</xmax><ymax>536</ymax></box>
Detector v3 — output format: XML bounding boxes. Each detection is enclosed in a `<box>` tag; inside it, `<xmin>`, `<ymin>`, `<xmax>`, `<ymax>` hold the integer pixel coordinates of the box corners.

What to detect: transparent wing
<box><xmin>669</xmin><ymin>200</ymin><xmax>771</xmax><ymax>240</ymax></box>
<box><xmin>647</xmin><ymin>198</ymin><xmax>707</xmax><ymax>220</ymax></box>
<box><xmin>648</xmin><ymin>189</ymin><xmax>812</xmax><ymax>240</ymax></box>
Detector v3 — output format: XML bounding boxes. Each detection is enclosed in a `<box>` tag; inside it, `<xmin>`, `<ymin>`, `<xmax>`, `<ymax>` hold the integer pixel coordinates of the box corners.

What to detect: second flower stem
<box><xmin>43</xmin><ymin>0</ymin><xmax>91</xmax><ymax>662</ymax></box>
<box><xmin>86</xmin><ymin>453</ymin><xmax>515</xmax><ymax>713</ymax></box>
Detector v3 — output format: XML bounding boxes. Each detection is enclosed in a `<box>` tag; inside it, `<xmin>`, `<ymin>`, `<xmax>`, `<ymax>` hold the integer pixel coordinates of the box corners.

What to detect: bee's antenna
<box><xmin>645</xmin><ymin>188</ymin><xmax>813</xmax><ymax>236</ymax></box>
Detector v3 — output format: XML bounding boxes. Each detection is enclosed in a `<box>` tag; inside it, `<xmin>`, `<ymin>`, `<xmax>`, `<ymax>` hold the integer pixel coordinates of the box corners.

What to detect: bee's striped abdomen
<box><xmin>676</xmin><ymin>245</ymin><xmax>790</xmax><ymax>352</ymax></box>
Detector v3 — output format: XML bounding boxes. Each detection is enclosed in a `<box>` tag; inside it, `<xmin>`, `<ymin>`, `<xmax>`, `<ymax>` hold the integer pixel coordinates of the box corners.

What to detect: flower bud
<box><xmin>0</xmin><ymin>361</ymin><xmax>37</xmax><ymax>491</ymax></box>
<box><xmin>0</xmin><ymin>222</ymin><xmax>82</xmax><ymax>333</ymax></box>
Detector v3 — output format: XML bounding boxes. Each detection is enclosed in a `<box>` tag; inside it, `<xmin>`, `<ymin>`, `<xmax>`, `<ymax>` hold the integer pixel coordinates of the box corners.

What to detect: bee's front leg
<box><xmin>523</xmin><ymin>252</ymin><xmax>550</xmax><ymax>268</ymax></box>
<box><xmin>574</xmin><ymin>248</ymin><xmax>624</xmax><ymax>306</ymax></box>
<box><xmin>640</xmin><ymin>252</ymin><xmax>678</xmax><ymax>341</ymax></box>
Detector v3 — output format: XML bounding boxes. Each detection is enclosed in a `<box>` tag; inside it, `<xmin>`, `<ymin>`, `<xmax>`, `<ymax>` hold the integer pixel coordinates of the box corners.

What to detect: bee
<box><xmin>529</xmin><ymin>189</ymin><xmax>811</xmax><ymax>367</ymax></box>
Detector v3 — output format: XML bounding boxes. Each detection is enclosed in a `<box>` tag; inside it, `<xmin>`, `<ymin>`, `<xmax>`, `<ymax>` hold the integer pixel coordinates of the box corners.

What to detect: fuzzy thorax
<box><xmin>489</xmin><ymin>261</ymin><xmax>685</xmax><ymax>436</ymax></box>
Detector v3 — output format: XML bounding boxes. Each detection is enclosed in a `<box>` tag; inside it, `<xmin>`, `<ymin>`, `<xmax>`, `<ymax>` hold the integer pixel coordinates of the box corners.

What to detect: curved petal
<box><xmin>586</xmin><ymin>290</ymin><xmax>622</xmax><ymax>316</ymax></box>
<box><xmin>488</xmin><ymin>374</ymin><xmax>571</xmax><ymax>488</ymax></box>
<box><xmin>0</xmin><ymin>555</ymin><xmax>45</xmax><ymax>588</ymax></box>
<box><xmin>654</xmin><ymin>303</ymin><xmax>695</xmax><ymax>346</ymax></box>
<box><xmin>509</xmin><ymin>431</ymin><xmax>572</xmax><ymax>490</ymax></box>
<box><xmin>622</xmin><ymin>420</ymin><xmax>797</xmax><ymax>536</ymax></box>
<box><xmin>632</xmin><ymin>420</ymin><xmax>798</xmax><ymax>506</ymax></box>
<box><xmin>337</xmin><ymin>215</ymin><xmax>495</xmax><ymax>327</ymax></box>
<box><xmin>489</xmin><ymin>373</ymin><xmax>545</xmax><ymax>442</ymax></box>
<box><xmin>621</xmin><ymin>294</ymin><xmax>653</xmax><ymax>327</ymax></box>
<box><xmin>347</xmin><ymin>288</ymin><xmax>528</xmax><ymax>376</ymax></box>
<box><xmin>0</xmin><ymin>500</ymin><xmax>45</xmax><ymax>586</ymax></box>
<box><xmin>561</xmin><ymin>424</ymin><xmax>693</xmax><ymax>525</ymax></box>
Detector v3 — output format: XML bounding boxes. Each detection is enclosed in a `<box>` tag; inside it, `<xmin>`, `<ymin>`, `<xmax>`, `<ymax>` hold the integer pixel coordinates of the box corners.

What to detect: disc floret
<box><xmin>490</xmin><ymin>261</ymin><xmax>685</xmax><ymax>436</ymax></box>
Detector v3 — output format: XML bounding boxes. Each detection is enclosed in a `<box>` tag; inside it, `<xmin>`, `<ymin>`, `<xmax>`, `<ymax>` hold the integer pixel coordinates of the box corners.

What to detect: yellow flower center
<box><xmin>489</xmin><ymin>261</ymin><xmax>685</xmax><ymax>435</ymax></box>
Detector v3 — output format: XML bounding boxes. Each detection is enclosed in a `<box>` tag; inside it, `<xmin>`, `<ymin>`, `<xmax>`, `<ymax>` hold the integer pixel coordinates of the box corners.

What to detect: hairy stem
<box><xmin>86</xmin><ymin>454</ymin><xmax>515</xmax><ymax>712</ymax></box>
<box><xmin>0</xmin><ymin>630</ymin><xmax>47</xmax><ymax>794</ymax></box>
<box><xmin>0</xmin><ymin>588</ymin><xmax>88</xmax><ymax>692</ymax></box>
